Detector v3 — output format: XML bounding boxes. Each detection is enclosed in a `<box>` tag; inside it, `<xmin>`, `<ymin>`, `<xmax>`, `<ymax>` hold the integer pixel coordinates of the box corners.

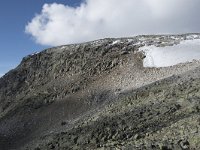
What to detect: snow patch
<box><xmin>111</xmin><ymin>40</ymin><xmax>120</xmax><ymax>45</ymax></box>
<box><xmin>61</xmin><ymin>46</ymin><xmax>65</xmax><ymax>49</ymax></box>
<box><xmin>186</xmin><ymin>34</ymin><xmax>200</xmax><ymax>40</ymax></box>
<box><xmin>127</xmin><ymin>39</ymin><xmax>134</xmax><ymax>43</ymax></box>
<box><xmin>139</xmin><ymin>39</ymin><xmax>200</xmax><ymax>67</ymax></box>
<box><xmin>31</xmin><ymin>52</ymin><xmax>39</xmax><ymax>56</ymax></box>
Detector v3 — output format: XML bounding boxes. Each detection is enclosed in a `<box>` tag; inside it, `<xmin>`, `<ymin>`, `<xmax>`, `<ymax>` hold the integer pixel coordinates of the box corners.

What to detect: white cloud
<box><xmin>25</xmin><ymin>0</ymin><xmax>200</xmax><ymax>46</ymax></box>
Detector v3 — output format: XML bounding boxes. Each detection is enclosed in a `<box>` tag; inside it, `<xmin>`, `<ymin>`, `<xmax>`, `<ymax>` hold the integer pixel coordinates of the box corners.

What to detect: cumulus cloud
<box><xmin>25</xmin><ymin>0</ymin><xmax>200</xmax><ymax>46</ymax></box>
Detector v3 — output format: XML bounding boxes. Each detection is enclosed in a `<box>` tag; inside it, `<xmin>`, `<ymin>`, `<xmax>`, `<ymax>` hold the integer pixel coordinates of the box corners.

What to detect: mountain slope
<box><xmin>25</xmin><ymin>65</ymin><xmax>200</xmax><ymax>150</ymax></box>
<box><xmin>0</xmin><ymin>33</ymin><xmax>200</xmax><ymax>150</ymax></box>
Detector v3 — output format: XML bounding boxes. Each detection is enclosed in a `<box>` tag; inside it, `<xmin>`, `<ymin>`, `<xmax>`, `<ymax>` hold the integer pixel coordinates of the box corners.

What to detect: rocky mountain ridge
<box><xmin>0</xmin><ymin>33</ymin><xmax>200</xmax><ymax>149</ymax></box>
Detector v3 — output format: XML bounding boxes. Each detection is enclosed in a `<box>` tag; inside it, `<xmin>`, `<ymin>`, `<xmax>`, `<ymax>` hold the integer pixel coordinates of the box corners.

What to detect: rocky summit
<box><xmin>0</xmin><ymin>33</ymin><xmax>200</xmax><ymax>150</ymax></box>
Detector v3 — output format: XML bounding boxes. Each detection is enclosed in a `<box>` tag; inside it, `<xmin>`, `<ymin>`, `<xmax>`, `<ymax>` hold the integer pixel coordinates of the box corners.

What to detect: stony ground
<box><xmin>24</xmin><ymin>66</ymin><xmax>200</xmax><ymax>150</ymax></box>
<box><xmin>0</xmin><ymin>33</ymin><xmax>200</xmax><ymax>150</ymax></box>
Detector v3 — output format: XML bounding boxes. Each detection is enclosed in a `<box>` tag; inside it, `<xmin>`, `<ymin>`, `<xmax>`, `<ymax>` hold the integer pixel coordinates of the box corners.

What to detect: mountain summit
<box><xmin>0</xmin><ymin>33</ymin><xmax>200</xmax><ymax>150</ymax></box>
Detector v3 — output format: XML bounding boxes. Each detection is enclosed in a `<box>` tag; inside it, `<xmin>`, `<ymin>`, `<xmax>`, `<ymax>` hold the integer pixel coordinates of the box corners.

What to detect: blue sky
<box><xmin>0</xmin><ymin>0</ymin><xmax>82</xmax><ymax>76</ymax></box>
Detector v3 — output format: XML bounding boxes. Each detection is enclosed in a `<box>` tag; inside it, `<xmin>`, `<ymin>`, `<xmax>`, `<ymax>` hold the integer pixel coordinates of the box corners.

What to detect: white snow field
<box><xmin>140</xmin><ymin>39</ymin><xmax>200</xmax><ymax>67</ymax></box>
